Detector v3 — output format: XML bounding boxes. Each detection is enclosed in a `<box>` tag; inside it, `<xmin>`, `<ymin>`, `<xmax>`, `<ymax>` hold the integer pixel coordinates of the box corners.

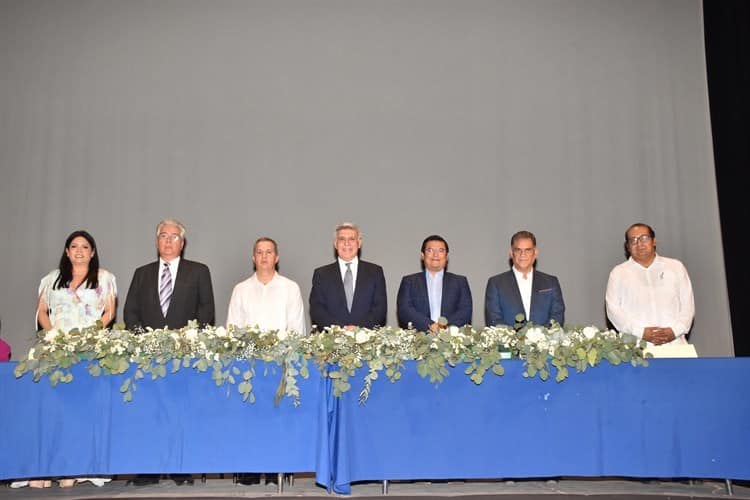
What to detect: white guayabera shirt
<box><xmin>605</xmin><ymin>254</ymin><xmax>695</xmax><ymax>345</ymax></box>
<box><xmin>226</xmin><ymin>272</ymin><xmax>307</xmax><ymax>335</ymax></box>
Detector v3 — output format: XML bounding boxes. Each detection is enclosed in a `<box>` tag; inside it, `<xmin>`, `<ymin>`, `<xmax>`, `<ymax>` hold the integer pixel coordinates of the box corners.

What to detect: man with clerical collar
<box><xmin>309</xmin><ymin>222</ymin><xmax>386</xmax><ymax>331</ymax></box>
<box><xmin>227</xmin><ymin>237</ymin><xmax>306</xmax><ymax>335</ymax></box>
<box><xmin>485</xmin><ymin>230</ymin><xmax>565</xmax><ymax>328</ymax></box>
<box><xmin>397</xmin><ymin>235</ymin><xmax>472</xmax><ymax>333</ymax></box>
<box><xmin>605</xmin><ymin>222</ymin><xmax>695</xmax><ymax>345</ymax></box>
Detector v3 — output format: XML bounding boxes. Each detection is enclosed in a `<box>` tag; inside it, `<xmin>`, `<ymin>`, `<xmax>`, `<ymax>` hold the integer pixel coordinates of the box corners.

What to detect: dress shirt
<box><xmin>512</xmin><ymin>267</ymin><xmax>533</xmax><ymax>321</ymax></box>
<box><xmin>605</xmin><ymin>254</ymin><xmax>694</xmax><ymax>345</ymax></box>
<box><xmin>227</xmin><ymin>272</ymin><xmax>306</xmax><ymax>335</ymax></box>
<box><xmin>338</xmin><ymin>257</ymin><xmax>359</xmax><ymax>293</ymax></box>
<box><xmin>425</xmin><ymin>269</ymin><xmax>444</xmax><ymax>323</ymax></box>
<box><xmin>158</xmin><ymin>257</ymin><xmax>180</xmax><ymax>291</ymax></box>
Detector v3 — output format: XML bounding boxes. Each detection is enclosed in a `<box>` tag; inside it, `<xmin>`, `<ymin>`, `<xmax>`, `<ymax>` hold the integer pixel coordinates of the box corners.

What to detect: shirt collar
<box><xmin>425</xmin><ymin>269</ymin><xmax>445</xmax><ymax>280</ymax></box>
<box><xmin>512</xmin><ymin>266</ymin><xmax>533</xmax><ymax>281</ymax></box>
<box><xmin>160</xmin><ymin>256</ymin><xmax>180</xmax><ymax>269</ymax></box>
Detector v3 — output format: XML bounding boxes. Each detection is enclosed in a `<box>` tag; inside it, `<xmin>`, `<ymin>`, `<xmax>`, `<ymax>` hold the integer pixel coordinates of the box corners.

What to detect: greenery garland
<box><xmin>13</xmin><ymin>321</ymin><xmax>649</xmax><ymax>405</ymax></box>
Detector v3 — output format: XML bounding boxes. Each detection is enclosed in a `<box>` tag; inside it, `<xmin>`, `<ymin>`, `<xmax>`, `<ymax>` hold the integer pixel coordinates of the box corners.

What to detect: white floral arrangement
<box><xmin>14</xmin><ymin>321</ymin><xmax>649</xmax><ymax>405</ymax></box>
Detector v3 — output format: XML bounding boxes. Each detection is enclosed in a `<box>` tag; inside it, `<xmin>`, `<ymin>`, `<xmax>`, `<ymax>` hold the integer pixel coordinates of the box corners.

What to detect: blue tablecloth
<box><xmin>3</xmin><ymin>357</ymin><xmax>750</xmax><ymax>492</ymax></box>
<box><xmin>0</xmin><ymin>361</ymin><xmax>323</xmax><ymax>479</ymax></box>
<box><xmin>318</xmin><ymin>358</ymin><xmax>750</xmax><ymax>494</ymax></box>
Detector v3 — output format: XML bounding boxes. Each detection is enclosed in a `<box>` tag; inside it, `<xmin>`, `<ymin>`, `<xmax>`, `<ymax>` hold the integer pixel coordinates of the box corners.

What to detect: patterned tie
<box><xmin>159</xmin><ymin>262</ymin><xmax>173</xmax><ymax>317</ymax></box>
<box><xmin>343</xmin><ymin>262</ymin><xmax>354</xmax><ymax>313</ymax></box>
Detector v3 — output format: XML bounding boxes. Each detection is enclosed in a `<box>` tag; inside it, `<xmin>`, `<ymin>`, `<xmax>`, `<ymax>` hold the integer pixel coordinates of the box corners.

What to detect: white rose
<box><xmin>184</xmin><ymin>328</ymin><xmax>198</xmax><ymax>341</ymax></box>
<box><xmin>27</xmin><ymin>348</ymin><xmax>35</xmax><ymax>360</ymax></box>
<box><xmin>355</xmin><ymin>330</ymin><xmax>371</xmax><ymax>344</ymax></box>
<box><xmin>215</xmin><ymin>326</ymin><xmax>228</xmax><ymax>338</ymax></box>
<box><xmin>44</xmin><ymin>329</ymin><xmax>59</xmax><ymax>342</ymax></box>
<box><xmin>582</xmin><ymin>326</ymin><xmax>598</xmax><ymax>340</ymax></box>
<box><xmin>449</xmin><ymin>325</ymin><xmax>462</xmax><ymax>337</ymax></box>
<box><xmin>343</xmin><ymin>329</ymin><xmax>355</xmax><ymax>338</ymax></box>
<box><xmin>277</xmin><ymin>330</ymin><xmax>289</xmax><ymax>341</ymax></box>
<box><xmin>525</xmin><ymin>327</ymin><xmax>545</xmax><ymax>344</ymax></box>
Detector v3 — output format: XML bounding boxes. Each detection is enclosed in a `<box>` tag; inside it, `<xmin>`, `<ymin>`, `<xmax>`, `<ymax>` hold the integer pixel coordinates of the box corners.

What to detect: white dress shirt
<box><xmin>425</xmin><ymin>269</ymin><xmax>444</xmax><ymax>323</ymax></box>
<box><xmin>338</xmin><ymin>256</ymin><xmax>359</xmax><ymax>293</ymax></box>
<box><xmin>605</xmin><ymin>254</ymin><xmax>695</xmax><ymax>345</ymax></box>
<box><xmin>226</xmin><ymin>272</ymin><xmax>307</xmax><ymax>335</ymax></box>
<box><xmin>512</xmin><ymin>267</ymin><xmax>533</xmax><ymax>321</ymax></box>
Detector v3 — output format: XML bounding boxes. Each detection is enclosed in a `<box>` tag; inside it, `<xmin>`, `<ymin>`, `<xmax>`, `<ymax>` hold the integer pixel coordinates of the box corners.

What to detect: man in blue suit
<box><xmin>485</xmin><ymin>230</ymin><xmax>564</xmax><ymax>328</ymax></box>
<box><xmin>397</xmin><ymin>235</ymin><xmax>472</xmax><ymax>332</ymax></box>
<box><xmin>309</xmin><ymin>222</ymin><xmax>386</xmax><ymax>330</ymax></box>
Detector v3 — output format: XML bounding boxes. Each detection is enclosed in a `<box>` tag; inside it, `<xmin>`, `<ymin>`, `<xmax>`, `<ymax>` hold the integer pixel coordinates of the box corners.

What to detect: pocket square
<box><xmin>538</xmin><ymin>288</ymin><xmax>552</xmax><ymax>293</ymax></box>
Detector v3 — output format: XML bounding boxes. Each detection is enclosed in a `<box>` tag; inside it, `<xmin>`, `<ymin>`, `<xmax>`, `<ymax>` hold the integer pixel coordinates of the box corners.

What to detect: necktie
<box><xmin>344</xmin><ymin>262</ymin><xmax>354</xmax><ymax>312</ymax></box>
<box><xmin>159</xmin><ymin>262</ymin><xmax>172</xmax><ymax>317</ymax></box>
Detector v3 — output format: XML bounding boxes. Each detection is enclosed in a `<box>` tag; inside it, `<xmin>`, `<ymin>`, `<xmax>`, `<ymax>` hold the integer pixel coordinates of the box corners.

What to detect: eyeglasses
<box><xmin>158</xmin><ymin>233</ymin><xmax>182</xmax><ymax>242</ymax></box>
<box><xmin>627</xmin><ymin>234</ymin><xmax>652</xmax><ymax>246</ymax></box>
<box><xmin>512</xmin><ymin>248</ymin><xmax>535</xmax><ymax>256</ymax></box>
<box><xmin>424</xmin><ymin>247</ymin><xmax>446</xmax><ymax>255</ymax></box>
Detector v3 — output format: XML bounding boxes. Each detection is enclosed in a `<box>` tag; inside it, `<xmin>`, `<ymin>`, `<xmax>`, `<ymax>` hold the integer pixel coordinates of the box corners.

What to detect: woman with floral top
<box><xmin>15</xmin><ymin>230</ymin><xmax>116</xmax><ymax>489</ymax></box>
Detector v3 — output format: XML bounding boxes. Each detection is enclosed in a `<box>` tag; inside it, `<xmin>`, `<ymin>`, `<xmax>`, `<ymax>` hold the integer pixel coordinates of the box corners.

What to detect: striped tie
<box><xmin>159</xmin><ymin>262</ymin><xmax>172</xmax><ymax>317</ymax></box>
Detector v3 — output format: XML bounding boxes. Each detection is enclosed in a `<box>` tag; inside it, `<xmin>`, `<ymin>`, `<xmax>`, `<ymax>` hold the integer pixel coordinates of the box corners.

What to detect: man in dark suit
<box><xmin>485</xmin><ymin>230</ymin><xmax>564</xmax><ymax>328</ymax></box>
<box><xmin>124</xmin><ymin>219</ymin><xmax>215</xmax><ymax>331</ymax></box>
<box><xmin>397</xmin><ymin>235</ymin><xmax>472</xmax><ymax>332</ymax></box>
<box><xmin>309</xmin><ymin>222</ymin><xmax>386</xmax><ymax>330</ymax></box>
<box><xmin>124</xmin><ymin>219</ymin><xmax>215</xmax><ymax>486</ymax></box>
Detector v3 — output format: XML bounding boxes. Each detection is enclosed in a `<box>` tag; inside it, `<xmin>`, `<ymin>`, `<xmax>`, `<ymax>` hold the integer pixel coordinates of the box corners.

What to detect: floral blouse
<box><xmin>38</xmin><ymin>269</ymin><xmax>117</xmax><ymax>332</ymax></box>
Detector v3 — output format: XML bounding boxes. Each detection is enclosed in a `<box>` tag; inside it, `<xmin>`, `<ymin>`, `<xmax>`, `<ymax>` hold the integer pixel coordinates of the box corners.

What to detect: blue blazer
<box><xmin>124</xmin><ymin>259</ymin><xmax>215</xmax><ymax>330</ymax></box>
<box><xmin>309</xmin><ymin>260</ymin><xmax>387</xmax><ymax>330</ymax></box>
<box><xmin>396</xmin><ymin>271</ymin><xmax>472</xmax><ymax>332</ymax></box>
<box><xmin>484</xmin><ymin>270</ymin><xmax>564</xmax><ymax>327</ymax></box>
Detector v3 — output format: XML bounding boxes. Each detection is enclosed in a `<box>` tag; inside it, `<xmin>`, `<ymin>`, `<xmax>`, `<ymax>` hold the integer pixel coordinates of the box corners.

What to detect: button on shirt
<box><xmin>425</xmin><ymin>269</ymin><xmax>444</xmax><ymax>323</ymax></box>
<box><xmin>338</xmin><ymin>256</ymin><xmax>358</xmax><ymax>293</ymax></box>
<box><xmin>605</xmin><ymin>254</ymin><xmax>695</xmax><ymax>344</ymax></box>
<box><xmin>512</xmin><ymin>267</ymin><xmax>533</xmax><ymax>321</ymax></box>
<box><xmin>226</xmin><ymin>272</ymin><xmax>307</xmax><ymax>335</ymax></box>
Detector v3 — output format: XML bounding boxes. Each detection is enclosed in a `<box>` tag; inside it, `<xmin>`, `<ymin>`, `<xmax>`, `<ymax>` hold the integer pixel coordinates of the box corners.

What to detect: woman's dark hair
<box><xmin>53</xmin><ymin>230</ymin><xmax>100</xmax><ymax>290</ymax></box>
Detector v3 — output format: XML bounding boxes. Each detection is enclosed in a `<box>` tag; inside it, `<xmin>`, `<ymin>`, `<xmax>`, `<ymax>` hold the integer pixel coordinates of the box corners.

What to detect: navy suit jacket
<box><xmin>309</xmin><ymin>260</ymin><xmax>387</xmax><ymax>330</ymax></box>
<box><xmin>396</xmin><ymin>271</ymin><xmax>472</xmax><ymax>332</ymax></box>
<box><xmin>124</xmin><ymin>259</ymin><xmax>215</xmax><ymax>330</ymax></box>
<box><xmin>484</xmin><ymin>269</ymin><xmax>564</xmax><ymax>327</ymax></box>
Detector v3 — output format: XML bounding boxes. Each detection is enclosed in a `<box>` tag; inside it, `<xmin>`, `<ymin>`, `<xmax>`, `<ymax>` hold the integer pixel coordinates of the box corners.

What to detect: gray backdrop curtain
<box><xmin>0</xmin><ymin>0</ymin><xmax>733</xmax><ymax>358</ymax></box>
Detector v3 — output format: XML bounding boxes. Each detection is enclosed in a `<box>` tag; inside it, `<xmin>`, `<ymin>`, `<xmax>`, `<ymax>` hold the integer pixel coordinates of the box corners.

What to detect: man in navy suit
<box><xmin>397</xmin><ymin>235</ymin><xmax>472</xmax><ymax>332</ymax></box>
<box><xmin>309</xmin><ymin>222</ymin><xmax>386</xmax><ymax>330</ymax></box>
<box><xmin>485</xmin><ymin>230</ymin><xmax>564</xmax><ymax>328</ymax></box>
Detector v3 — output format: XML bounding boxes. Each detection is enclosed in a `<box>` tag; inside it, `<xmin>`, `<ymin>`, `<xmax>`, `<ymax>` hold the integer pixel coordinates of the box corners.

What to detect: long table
<box><xmin>317</xmin><ymin>359</ymin><xmax>750</xmax><ymax>494</ymax></box>
<box><xmin>0</xmin><ymin>361</ymin><xmax>323</xmax><ymax>480</ymax></box>
<box><xmin>2</xmin><ymin>358</ymin><xmax>750</xmax><ymax>494</ymax></box>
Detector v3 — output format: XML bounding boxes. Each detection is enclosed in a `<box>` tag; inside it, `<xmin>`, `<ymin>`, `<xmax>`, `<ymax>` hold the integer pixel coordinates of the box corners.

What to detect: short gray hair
<box><xmin>156</xmin><ymin>218</ymin><xmax>186</xmax><ymax>239</ymax></box>
<box><xmin>334</xmin><ymin>222</ymin><xmax>361</xmax><ymax>240</ymax></box>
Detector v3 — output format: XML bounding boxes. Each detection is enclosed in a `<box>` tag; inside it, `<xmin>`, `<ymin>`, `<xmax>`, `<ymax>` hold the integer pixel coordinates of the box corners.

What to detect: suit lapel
<box><xmin>330</xmin><ymin>263</ymin><xmax>349</xmax><ymax>314</ymax></box>
<box><xmin>439</xmin><ymin>272</ymin><xmax>449</xmax><ymax>313</ymax></box>
<box><xmin>167</xmin><ymin>260</ymin><xmax>190</xmax><ymax>321</ymax></box>
<box><xmin>351</xmin><ymin>262</ymin><xmax>366</xmax><ymax>313</ymax></box>
<box><xmin>529</xmin><ymin>273</ymin><xmax>541</xmax><ymax>321</ymax></box>
<box><xmin>507</xmin><ymin>272</ymin><xmax>525</xmax><ymax>314</ymax></box>
<box><xmin>146</xmin><ymin>262</ymin><xmax>165</xmax><ymax>320</ymax></box>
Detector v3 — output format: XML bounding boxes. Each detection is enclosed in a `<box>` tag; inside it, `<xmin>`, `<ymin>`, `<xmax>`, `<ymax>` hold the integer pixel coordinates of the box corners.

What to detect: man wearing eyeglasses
<box><xmin>397</xmin><ymin>235</ymin><xmax>472</xmax><ymax>333</ymax></box>
<box><xmin>124</xmin><ymin>218</ymin><xmax>215</xmax><ymax>332</ymax></box>
<box><xmin>605</xmin><ymin>223</ymin><xmax>694</xmax><ymax>345</ymax></box>
<box><xmin>485</xmin><ymin>230</ymin><xmax>565</xmax><ymax>328</ymax></box>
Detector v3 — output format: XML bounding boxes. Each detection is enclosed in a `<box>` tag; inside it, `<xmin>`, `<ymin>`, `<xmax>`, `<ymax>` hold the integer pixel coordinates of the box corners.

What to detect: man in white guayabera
<box><xmin>605</xmin><ymin>223</ymin><xmax>695</xmax><ymax>346</ymax></box>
